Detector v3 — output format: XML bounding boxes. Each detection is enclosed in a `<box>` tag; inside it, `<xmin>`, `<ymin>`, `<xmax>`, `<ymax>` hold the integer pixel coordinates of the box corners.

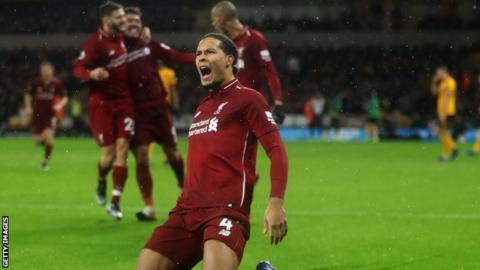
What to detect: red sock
<box><xmin>111</xmin><ymin>165</ymin><xmax>127</xmax><ymax>204</ymax></box>
<box><xmin>136</xmin><ymin>164</ymin><xmax>153</xmax><ymax>206</ymax></box>
<box><xmin>169</xmin><ymin>155</ymin><xmax>184</xmax><ymax>187</ymax></box>
<box><xmin>98</xmin><ymin>162</ymin><xmax>111</xmax><ymax>182</ymax></box>
<box><xmin>45</xmin><ymin>144</ymin><xmax>53</xmax><ymax>160</ymax></box>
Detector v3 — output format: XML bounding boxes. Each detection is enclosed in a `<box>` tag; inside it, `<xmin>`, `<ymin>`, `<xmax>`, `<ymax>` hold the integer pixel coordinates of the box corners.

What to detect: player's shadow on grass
<box><xmin>305</xmin><ymin>255</ymin><xmax>438</xmax><ymax>270</ymax></box>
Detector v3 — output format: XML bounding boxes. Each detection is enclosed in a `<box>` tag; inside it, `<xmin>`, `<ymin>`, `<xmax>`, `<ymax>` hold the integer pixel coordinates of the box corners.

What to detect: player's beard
<box><xmin>202</xmin><ymin>79</ymin><xmax>222</xmax><ymax>91</ymax></box>
<box><xmin>111</xmin><ymin>22</ymin><xmax>124</xmax><ymax>35</ymax></box>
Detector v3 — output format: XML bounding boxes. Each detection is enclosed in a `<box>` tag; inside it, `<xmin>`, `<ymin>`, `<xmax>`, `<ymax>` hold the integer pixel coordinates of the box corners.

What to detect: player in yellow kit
<box><xmin>148</xmin><ymin>61</ymin><xmax>179</xmax><ymax>161</ymax></box>
<box><xmin>468</xmin><ymin>74</ymin><xmax>480</xmax><ymax>156</ymax></box>
<box><xmin>431</xmin><ymin>66</ymin><xmax>459</xmax><ymax>162</ymax></box>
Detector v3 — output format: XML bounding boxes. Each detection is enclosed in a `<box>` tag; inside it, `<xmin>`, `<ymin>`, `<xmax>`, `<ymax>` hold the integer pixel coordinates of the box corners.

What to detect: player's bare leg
<box><xmin>162</xmin><ymin>145</ymin><xmax>184</xmax><ymax>188</ymax></box>
<box><xmin>468</xmin><ymin>129</ymin><xmax>480</xmax><ymax>156</ymax></box>
<box><xmin>35</xmin><ymin>128</ymin><xmax>54</xmax><ymax>170</ymax></box>
<box><xmin>97</xmin><ymin>145</ymin><xmax>115</xmax><ymax>206</ymax></box>
<box><xmin>136</xmin><ymin>249</ymin><xmax>177</xmax><ymax>270</ymax></box>
<box><xmin>133</xmin><ymin>145</ymin><xmax>156</xmax><ymax>221</ymax></box>
<box><xmin>107</xmin><ymin>137</ymin><xmax>129</xmax><ymax>220</ymax></box>
<box><xmin>202</xmin><ymin>240</ymin><xmax>239</xmax><ymax>270</ymax></box>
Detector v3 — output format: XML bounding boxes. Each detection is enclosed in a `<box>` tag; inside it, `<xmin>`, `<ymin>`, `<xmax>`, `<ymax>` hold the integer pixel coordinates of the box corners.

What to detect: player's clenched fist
<box><xmin>263</xmin><ymin>197</ymin><xmax>288</xmax><ymax>245</ymax></box>
<box><xmin>89</xmin><ymin>67</ymin><xmax>110</xmax><ymax>81</ymax></box>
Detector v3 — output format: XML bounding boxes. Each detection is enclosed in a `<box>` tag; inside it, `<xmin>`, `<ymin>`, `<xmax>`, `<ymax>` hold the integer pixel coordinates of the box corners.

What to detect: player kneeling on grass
<box><xmin>24</xmin><ymin>61</ymin><xmax>68</xmax><ymax>171</ymax></box>
<box><xmin>135</xmin><ymin>33</ymin><xmax>288</xmax><ymax>270</ymax></box>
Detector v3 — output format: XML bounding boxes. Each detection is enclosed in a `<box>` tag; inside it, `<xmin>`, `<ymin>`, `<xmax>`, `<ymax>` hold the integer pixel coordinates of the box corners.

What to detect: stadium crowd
<box><xmin>1</xmin><ymin>43</ymin><xmax>480</xmax><ymax>135</ymax></box>
<box><xmin>2</xmin><ymin>1</ymin><xmax>480</xmax><ymax>33</ymax></box>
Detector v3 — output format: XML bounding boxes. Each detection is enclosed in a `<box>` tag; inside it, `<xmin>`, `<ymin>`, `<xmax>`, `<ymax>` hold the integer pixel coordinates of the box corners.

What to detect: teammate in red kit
<box><xmin>136</xmin><ymin>33</ymin><xmax>288</xmax><ymax>270</ymax></box>
<box><xmin>73</xmin><ymin>1</ymin><xmax>132</xmax><ymax>220</ymax></box>
<box><xmin>123</xmin><ymin>6</ymin><xmax>195</xmax><ymax>221</ymax></box>
<box><xmin>211</xmin><ymin>1</ymin><xmax>285</xmax><ymax>124</ymax></box>
<box><xmin>24</xmin><ymin>61</ymin><xmax>68</xmax><ymax>171</ymax></box>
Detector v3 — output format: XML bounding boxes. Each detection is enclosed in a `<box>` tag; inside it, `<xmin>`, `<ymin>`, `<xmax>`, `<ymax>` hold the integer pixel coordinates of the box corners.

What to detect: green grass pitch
<box><xmin>1</xmin><ymin>138</ymin><xmax>480</xmax><ymax>269</ymax></box>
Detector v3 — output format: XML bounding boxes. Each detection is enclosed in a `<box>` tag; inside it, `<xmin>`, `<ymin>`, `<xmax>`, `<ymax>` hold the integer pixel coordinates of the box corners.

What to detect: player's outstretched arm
<box><xmin>258</xmin><ymin>130</ymin><xmax>288</xmax><ymax>245</ymax></box>
<box><xmin>53</xmin><ymin>96</ymin><xmax>69</xmax><ymax>111</ymax></box>
<box><xmin>24</xmin><ymin>94</ymin><xmax>32</xmax><ymax>115</ymax></box>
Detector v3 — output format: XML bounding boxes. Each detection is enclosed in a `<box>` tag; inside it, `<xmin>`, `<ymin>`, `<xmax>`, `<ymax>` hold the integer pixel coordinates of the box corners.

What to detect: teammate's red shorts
<box><xmin>88</xmin><ymin>97</ymin><xmax>134</xmax><ymax>146</ymax></box>
<box><xmin>144</xmin><ymin>207</ymin><xmax>249</xmax><ymax>269</ymax></box>
<box><xmin>31</xmin><ymin>112</ymin><xmax>56</xmax><ymax>134</ymax></box>
<box><xmin>131</xmin><ymin>102</ymin><xmax>177</xmax><ymax>148</ymax></box>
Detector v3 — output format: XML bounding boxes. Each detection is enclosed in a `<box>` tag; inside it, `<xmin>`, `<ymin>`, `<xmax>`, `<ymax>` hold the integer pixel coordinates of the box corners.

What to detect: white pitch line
<box><xmin>1</xmin><ymin>203</ymin><xmax>480</xmax><ymax>221</ymax></box>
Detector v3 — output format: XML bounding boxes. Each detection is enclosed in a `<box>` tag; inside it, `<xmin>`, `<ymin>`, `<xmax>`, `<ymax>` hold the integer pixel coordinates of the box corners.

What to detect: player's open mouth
<box><xmin>199</xmin><ymin>66</ymin><xmax>212</xmax><ymax>80</ymax></box>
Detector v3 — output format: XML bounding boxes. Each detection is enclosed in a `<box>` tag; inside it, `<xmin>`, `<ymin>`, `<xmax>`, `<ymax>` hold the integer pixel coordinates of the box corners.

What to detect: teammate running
<box><xmin>24</xmin><ymin>61</ymin><xmax>68</xmax><ymax>170</ymax></box>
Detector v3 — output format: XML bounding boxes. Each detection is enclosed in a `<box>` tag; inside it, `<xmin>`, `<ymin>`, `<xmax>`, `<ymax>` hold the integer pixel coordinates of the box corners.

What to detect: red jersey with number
<box><xmin>176</xmin><ymin>79</ymin><xmax>278</xmax><ymax>222</ymax></box>
<box><xmin>29</xmin><ymin>77</ymin><xmax>65</xmax><ymax>116</ymax></box>
<box><xmin>125</xmin><ymin>38</ymin><xmax>194</xmax><ymax>107</ymax></box>
<box><xmin>233</xmin><ymin>27</ymin><xmax>282</xmax><ymax>101</ymax></box>
<box><xmin>73</xmin><ymin>29</ymin><xmax>130</xmax><ymax>101</ymax></box>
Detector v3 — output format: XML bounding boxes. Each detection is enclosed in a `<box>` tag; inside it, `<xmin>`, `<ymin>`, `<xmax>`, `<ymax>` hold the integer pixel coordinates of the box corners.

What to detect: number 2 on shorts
<box><xmin>124</xmin><ymin>117</ymin><xmax>134</xmax><ymax>135</ymax></box>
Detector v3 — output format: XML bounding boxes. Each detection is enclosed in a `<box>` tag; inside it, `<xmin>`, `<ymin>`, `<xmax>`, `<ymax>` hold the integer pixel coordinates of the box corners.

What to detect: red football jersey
<box><xmin>73</xmin><ymin>29</ymin><xmax>130</xmax><ymax>101</ymax></box>
<box><xmin>125</xmin><ymin>38</ymin><xmax>194</xmax><ymax>107</ymax></box>
<box><xmin>29</xmin><ymin>77</ymin><xmax>65</xmax><ymax>116</ymax></box>
<box><xmin>177</xmin><ymin>79</ymin><xmax>279</xmax><ymax>221</ymax></box>
<box><xmin>234</xmin><ymin>27</ymin><xmax>282</xmax><ymax>101</ymax></box>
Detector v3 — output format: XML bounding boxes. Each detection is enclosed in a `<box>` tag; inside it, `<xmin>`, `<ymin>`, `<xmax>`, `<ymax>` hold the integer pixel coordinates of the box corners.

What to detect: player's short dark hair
<box><xmin>212</xmin><ymin>1</ymin><xmax>237</xmax><ymax>20</ymax></box>
<box><xmin>99</xmin><ymin>1</ymin><xmax>123</xmax><ymax>18</ymax></box>
<box><xmin>202</xmin><ymin>32</ymin><xmax>238</xmax><ymax>74</ymax></box>
<box><xmin>125</xmin><ymin>6</ymin><xmax>142</xmax><ymax>16</ymax></box>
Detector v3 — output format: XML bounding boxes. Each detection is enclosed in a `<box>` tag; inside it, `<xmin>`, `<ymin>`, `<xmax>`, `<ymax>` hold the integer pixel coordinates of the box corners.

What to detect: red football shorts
<box><xmin>144</xmin><ymin>208</ymin><xmax>248</xmax><ymax>269</ymax></box>
<box><xmin>31</xmin><ymin>111</ymin><xmax>56</xmax><ymax>134</ymax></box>
<box><xmin>88</xmin><ymin>98</ymin><xmax>134</xmax><ymax>146</ymax></box>
<box><xmin>131</xmin><ymin>103</ymin><xmax>177</xmax><ymax>148</ymax></box>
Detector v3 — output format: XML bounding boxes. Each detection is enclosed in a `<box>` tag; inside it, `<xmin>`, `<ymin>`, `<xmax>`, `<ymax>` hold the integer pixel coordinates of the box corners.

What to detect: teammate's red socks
<box><xmin>44</xmin><ymin>143</ymin><xmax>53</xmax><ymax>160</ymax></box>
<box><xmin>136</xmin><ymin>164</ymin><xmax>153</xmax><ymax>206</ymax></box>
<box><xmin>169</xmin><ymin>155</ymin><xmax>185</xmax><ymax>188</ymax></box>
<box><xmin>111</xmin><ymin>165</ymin><xmax>127</xmax><ymax>204</ymax></box>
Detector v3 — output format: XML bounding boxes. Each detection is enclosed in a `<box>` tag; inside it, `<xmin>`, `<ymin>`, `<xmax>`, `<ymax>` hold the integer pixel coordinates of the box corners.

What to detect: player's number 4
<box><xmin>219</xmin><ymin>218</ymin><xmax>233</xmax><ymax>231</ymax></box>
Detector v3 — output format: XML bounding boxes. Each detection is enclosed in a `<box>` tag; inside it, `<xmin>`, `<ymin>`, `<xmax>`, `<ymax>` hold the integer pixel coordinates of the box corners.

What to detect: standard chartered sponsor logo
<box><xmin>189</xmin><ymin>117</ymin><xmax>219</xmax><ymax>137</ymax></box>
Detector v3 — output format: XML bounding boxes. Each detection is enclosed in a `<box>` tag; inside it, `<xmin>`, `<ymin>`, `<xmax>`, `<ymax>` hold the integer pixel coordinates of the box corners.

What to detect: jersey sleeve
<box><xmin>245</xmin><ymin>91</ymin><xmax>279</xmax><ymax>139</ymax></box>
<box><xmin>73</xmin><ymin>37</ymin><xmax>99</xmax><ymax>81</ymax></box>
<box><xmin>150</xmin><ymin>40</ymin><xmax>195</xmax><ymax>64</ymax></box>
<box><xmin>252</xmin><ymin>31</ymin><xmax>283</xmax><ymax>101</ymax></box>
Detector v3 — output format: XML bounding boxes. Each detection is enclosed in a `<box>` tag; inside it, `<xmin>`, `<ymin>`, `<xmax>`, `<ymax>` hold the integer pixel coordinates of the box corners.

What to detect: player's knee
<box><xmin>136</xmin><ymin>249</ymin><xmax>176</xmax><ymax>270</ymax></box>
<box><xmin>134</xmin><ymin>147</ymin><xmax>150</xmax><ymax>165</ymax></box>
<box><xmin>203</xmin><ymin>240</ymin><xmax>239</xmax><ymax>270</ymax></box>
<box><xmin>163</xmin><ymin>146</ymin><xmax>180</xmax><ymax>161</ymax></box>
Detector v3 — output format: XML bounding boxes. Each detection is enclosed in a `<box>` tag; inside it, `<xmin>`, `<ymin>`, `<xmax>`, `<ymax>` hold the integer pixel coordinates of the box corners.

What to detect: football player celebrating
<box><xmin>24</xmin><ymin>61</ymin><xmax>68</xmax><ymax>170</ymax></box>
<box><xmin>135</xmin><ymin>33</ymin><xmax>288</xmax><ymax>270</ymax></box>
<box><xmin>73</xmin><ymin>1</ymin><xmax>132</xmax><ymax>219</ymax></box>
<box><xmin>211</xmin><ymin>1</ymin><xmax>285</xmax><ymax>124</ymax></box>
<box><xmin>123</xmin><ymin>6</ymin><xmax>194</xmax><ymax>221</ymax></box>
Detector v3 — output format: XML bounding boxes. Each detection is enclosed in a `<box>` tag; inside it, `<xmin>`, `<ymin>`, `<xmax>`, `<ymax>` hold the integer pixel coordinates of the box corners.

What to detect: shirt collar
<box><xmin>206</xmin><ymin>78</ymin><xmax>239</xmax><ymax>99</ymax></box>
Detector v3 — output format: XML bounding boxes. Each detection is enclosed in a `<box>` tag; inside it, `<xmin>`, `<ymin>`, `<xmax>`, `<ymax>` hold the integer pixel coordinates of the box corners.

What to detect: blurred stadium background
<box><xmin>2</xmin><ymin>0</ymin><xmax>480</xmax><ymax>141</ymax></box>
<box><xmin>2</xmin><ymin>1</ymin><xmax>480</xmax><ymax>269</ymax></box>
